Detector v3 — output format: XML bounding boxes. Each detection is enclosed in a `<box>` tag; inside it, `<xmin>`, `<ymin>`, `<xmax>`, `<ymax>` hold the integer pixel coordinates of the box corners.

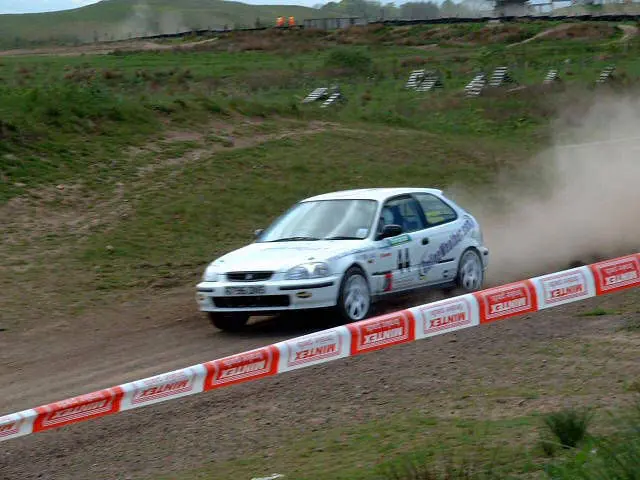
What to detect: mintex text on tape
<box><xmin>276</xmin><ymin>326</ymin><xmax>351</xmax><ymax>372</ymax></box>
<box><xmin>347</xmin><ymin>310</ymin><xmax>415</xmax><ymax>354</ymax></box>
<box><xmin>590</xmin><ymin>254</ymin><xmax>640</xmax><ymax>295</ymax></box>
<box><xmin>33</xmin><ymin>388</ymin><xmax>123</xmax><ymax>432</ymax></box>
<box><xmin>474</xmin><ymin>280</ymin><xmax>538</xmax><ymax>324</ymax></box>
<box><xmin>204</xmin><ymin>345</ymin><xmax>280</xmax><ymax>390</ymax></box>
<box><xmin>412</xmin><ymin>294</ymin><xmax>479</xmax><ymax>339</ymax></box>
<box><xmin>120</xmin><ymin>366</ymin><xmax>206</xmax><ymax>410</ymax></box>
<box><xmin>531</xmin><ymin>266</ymin><xmax>595</xmax><ymax>309</ymax></box>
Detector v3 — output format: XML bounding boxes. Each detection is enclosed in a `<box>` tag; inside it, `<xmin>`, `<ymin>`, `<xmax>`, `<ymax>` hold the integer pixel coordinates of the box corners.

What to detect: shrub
<box><xmin>324</xmin><ymin>47</ymin><xmax>373</xmax><ymax>74</ymax></box>
<box><xmin>539</xmin><ymin>438</ymin><xmax>557</xmax><ymax>458</ymax></box>
<box><xmin>545</xmin><ymin>399</ymin><xmax>640</xmax><ymax>479</ymax></box>
<box><xmin>543</xmin><ymin>407</ymin><xmax>593</xmax><ymax>449</ymax></box>
<box><xmin>400</xmin><ymin>56</ymin><xmax>430</xmax><ymax>68</ymax></box>
<box><xmin>241</xmin><ymin>69</ymin><xmax>299</xmax><ymax>92</ymax></box>
<box><xmin>379</xmin><ymin>454</ymin><xmax>498</xmax><ymax>480</ymax></box>
<box><xmin>102</xmin><ymin>69</ymin><xmax>123</xmax><ymax>80</ymax></box>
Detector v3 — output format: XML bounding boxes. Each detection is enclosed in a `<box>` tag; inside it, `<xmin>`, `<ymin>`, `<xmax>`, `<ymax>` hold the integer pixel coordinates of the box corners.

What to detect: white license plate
<box><xmin>224</xmin><ymin>285</ymin><xmax>266</xmax><ymax>296</ymax></box>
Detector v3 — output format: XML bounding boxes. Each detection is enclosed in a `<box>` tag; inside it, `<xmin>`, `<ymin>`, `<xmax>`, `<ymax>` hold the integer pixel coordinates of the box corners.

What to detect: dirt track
<box><xmin>0</xmin><ymin>282</ymin><xmax>638</xmax><ymax>479</ymax></box>
<box><xmin>0</xmin><ymin>38</ymin><xmax>218</xmax><ymax>57</ymax></box>
<box><xmin>507</xmin><ymin>22</ymin><xmax>637</xmax><ymax>48</ymax></box>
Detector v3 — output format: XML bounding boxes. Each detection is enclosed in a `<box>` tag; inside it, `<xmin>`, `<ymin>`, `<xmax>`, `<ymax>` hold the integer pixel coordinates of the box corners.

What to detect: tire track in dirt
<box><xmin>507</xmin><ymin>23</ymin><xmax>574</xmax><ymax>48</ymax></box>
<box><xmin>0</xmin><ymin>37</ymin><xmax>219</xmax><ymax>57</ymax></box>
<box><xmin>507</xmin><ymin>23</ymin><xmax>636</xmax><ymax>48</ymax></box>
<box><xmin>617</xmin><ymin>23</ymin><xmax>638</xmax><ymax>42</ymax></box>
<box><xmin>0</xmin><ymin>286</ymin><xmax>440</xmax><ymax>414</ymax></box>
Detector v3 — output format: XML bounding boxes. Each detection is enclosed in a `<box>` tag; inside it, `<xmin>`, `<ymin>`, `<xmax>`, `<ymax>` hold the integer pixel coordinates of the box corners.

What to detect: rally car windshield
<box><xmin>258</xmin><ymin>199</ymin><xmax>378</xmax><ymax>242</ymax></box>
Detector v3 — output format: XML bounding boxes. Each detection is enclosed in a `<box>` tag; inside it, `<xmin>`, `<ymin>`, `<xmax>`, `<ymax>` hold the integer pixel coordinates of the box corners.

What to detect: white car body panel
<box><xmin>196</xmin><ymin>188</ymin><xmax>489</xmax><ymax>315</ymax></box>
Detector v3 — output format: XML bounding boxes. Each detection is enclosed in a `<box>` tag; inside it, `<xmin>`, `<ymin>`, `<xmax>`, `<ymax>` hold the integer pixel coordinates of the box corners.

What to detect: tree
<box><xmin>440</xmin><ymin>0</ymin><xmax>458</xmax><ymax>16</ymax></box>
<box><xmin>460</xmin><ymin>0</ymin><xmax>493</xmax><ymax>15</ymax></box>
<box><xmin>320</xmin><ymin>0</ymin><xmax>389</xmax><ymax>19</ymax></box>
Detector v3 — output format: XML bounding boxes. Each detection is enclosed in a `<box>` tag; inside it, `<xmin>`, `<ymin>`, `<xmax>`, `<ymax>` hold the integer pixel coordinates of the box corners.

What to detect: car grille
<box><xmin>226</xmin><ymin>271</ymin><xmax>274</xmax><ymax>282</ymax></box>
<box><xmin>213</xmin><ymin>295</ymin><xmax>290</xmax><ymax>309</ymax></box>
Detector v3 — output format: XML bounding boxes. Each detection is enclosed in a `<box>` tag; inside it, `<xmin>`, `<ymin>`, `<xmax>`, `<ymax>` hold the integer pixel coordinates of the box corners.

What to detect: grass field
<box><xmin>1</xmin><ymin>20</ymin><xmax>639</xmax><ymax>479</ymax></box>
<box><xmin>2</xmin><ymin>21</ymin><xmax>638</xmax><ymax>321</ymax></box>
<box><xmin>160</xmin><ymin>398</ymin><xmax>640</xmax><ymax>479</ymax></box>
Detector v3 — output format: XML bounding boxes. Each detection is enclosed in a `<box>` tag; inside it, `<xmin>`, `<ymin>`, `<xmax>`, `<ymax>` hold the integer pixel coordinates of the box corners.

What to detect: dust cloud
<box><xmin>447</xmin><ymin>93</ymin><xmax>640</xmax><ymax>284</ymax></box>
<box><xmin>114</xmin><ymin>2</ymin><xmax>190</xmax><ymax>40</ymax></box>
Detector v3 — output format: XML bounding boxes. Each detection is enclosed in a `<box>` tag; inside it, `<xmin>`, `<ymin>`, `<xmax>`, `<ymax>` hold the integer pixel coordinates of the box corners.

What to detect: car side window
<box><xmin>377</xmin><ymin>196</ymin><xmax>426</xmax><ymax>236</ymax></box>
<box><xmin>414</xmin><ymin>193</ymin><xmax>458</xmax><ymax>227</ymax></box>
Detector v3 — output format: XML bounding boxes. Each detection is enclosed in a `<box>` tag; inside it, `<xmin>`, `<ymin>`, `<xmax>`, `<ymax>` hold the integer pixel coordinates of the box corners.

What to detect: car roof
<box><xmin>302</xmin><ymin>187</ymin><xmax>443</xmax><ymax>203</ymax></box>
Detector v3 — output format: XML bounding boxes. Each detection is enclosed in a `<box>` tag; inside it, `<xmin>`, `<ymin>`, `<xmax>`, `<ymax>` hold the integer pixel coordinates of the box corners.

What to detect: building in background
<box><xmin>493</xmin><ymin>0</ymin><xmax>532</xmax><ymax>15</ymax></box>
<box><xmin>303</xmin><ymin>17</ymin><xmax>368</xmax><ymax>30</ymax></box>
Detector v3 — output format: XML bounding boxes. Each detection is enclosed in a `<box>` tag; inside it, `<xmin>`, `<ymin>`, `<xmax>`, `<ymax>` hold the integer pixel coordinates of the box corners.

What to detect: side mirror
<box><xmin>254</xmin><ymin>228</ymin><xmax>264</xmax><ymax>238</ymax></box>
<box><xmin>379</xmin><ymin>224</ymin><xmax>403</xmax><ymax>240</ymax></box>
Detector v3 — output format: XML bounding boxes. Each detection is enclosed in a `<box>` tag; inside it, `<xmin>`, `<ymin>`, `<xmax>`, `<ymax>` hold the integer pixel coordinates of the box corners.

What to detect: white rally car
<box><xmin>196</xmin><ymin>187</ymin><xmax>489</xmax><ymax>331</ymax></box>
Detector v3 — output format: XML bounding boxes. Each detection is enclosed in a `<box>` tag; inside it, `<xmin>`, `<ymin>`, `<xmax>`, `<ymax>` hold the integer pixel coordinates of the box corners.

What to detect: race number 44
<box><xmin>397</xmin><ymin>248</ymin><xmax>410</xmax><ymax>271</ymax></box>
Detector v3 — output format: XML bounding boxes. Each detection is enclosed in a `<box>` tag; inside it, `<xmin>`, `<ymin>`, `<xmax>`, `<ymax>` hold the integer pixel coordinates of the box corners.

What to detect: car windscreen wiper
<box><xmin>268</xmin><ymin>236</ymin><xmax>321</xmax><ymax>242</ymax></box>
<box><xmin>323</xmin><ymin>236</ymin><xmax>362</xmax><ymax>240</ymax></box>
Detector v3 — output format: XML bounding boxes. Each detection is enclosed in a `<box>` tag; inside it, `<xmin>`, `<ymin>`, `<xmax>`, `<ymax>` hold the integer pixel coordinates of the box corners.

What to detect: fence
<box><xmin>1</xmin><ymin>253</ymin><xmax>638</xmax><ymax>442</ymax></box>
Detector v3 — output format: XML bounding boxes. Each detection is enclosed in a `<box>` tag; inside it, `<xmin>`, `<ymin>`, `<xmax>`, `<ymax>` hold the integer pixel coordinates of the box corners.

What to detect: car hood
<box><xmin>210</xmin><ymin>240</ymin><xmax>372</xmax><ymax>272</ymax></box>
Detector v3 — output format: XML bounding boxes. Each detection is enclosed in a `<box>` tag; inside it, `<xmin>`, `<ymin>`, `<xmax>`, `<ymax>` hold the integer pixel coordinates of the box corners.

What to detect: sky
<box><xmin>0</xmin><ymin>0</ymin><xmax>339</xmax><ymax>14</ymax></box>
<box><xmin>0</xmin><ymin>0</ymin><xmax>102</xmax><ymax>13</ymax></box>
<box><xmin>1</xmin><ymin>0</ymin><xmax>326</xmax><ymax>14</ymax></box>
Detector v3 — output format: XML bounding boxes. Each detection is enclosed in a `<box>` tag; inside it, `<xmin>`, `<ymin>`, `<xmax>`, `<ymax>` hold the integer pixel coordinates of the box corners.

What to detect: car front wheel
<box><xmin>208</xmin><ymin>312</ymin><xmax>250</xmax><ymax>332</ymax></box>
<box><xmin>337</xmin><ymin>266</ymin><xmax>372</xmax><ymax>323</ymax></box>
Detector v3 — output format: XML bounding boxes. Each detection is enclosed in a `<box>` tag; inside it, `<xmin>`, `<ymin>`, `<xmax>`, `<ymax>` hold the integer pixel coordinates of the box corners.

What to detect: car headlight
<box><xmin>202</xmin><ymin>265</ymin><xmax>220</xmax><ymax>282</ymax></box>
<box><xmin>285</xmin><ymin>262</ymin><xmax>331</xmax><ymax>280</ymax></box>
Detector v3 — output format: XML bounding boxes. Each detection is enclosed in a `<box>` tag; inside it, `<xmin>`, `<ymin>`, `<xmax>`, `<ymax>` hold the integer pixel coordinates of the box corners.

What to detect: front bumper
<box><xmin>196</xmin><ymin>276</ymin><xmax>341</xmax><ymax>313</ymax></box>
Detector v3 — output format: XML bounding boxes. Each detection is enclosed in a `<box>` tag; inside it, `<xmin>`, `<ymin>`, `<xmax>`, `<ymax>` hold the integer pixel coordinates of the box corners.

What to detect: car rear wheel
<box><xmin>443</xmin><ymin>249</ymin><xmax>484</xmax><ymax>296</ymax></box>
<box><xmin>208</xmin><ymin>312</ymin><xmax>250</xmax><ymax>332</ymax></box>
<box><xmin>337</xmin><ymin>266</ymin><xmax>371</xmax><ymax>323</ymax></box>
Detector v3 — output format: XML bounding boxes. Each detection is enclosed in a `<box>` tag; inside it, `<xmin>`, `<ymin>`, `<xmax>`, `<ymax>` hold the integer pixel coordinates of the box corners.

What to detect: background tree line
<box><xmin>314</xmin><ymin>0</ymin><xmax>495</xmax><ymax>20</ymax></box>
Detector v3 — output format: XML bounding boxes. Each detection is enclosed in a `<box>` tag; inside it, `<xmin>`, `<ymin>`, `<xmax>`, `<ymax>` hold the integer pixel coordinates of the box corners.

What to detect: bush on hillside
<box><xmin>324</xmin><ymin>47</ymin><xmax>373</xmax><ymax>74</ymax></box>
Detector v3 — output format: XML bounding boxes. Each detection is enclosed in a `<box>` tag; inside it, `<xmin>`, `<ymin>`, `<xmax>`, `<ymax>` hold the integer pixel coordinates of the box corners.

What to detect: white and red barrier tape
<box><xmin>1</xmin><ymin>253</ymin><xmax>639</xmax><ymax>442</ymax></box>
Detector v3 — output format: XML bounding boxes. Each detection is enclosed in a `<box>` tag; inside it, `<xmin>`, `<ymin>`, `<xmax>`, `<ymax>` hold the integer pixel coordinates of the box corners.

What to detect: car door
<box><xmin>411</xmin><ymin>192</ymin><xmax>464</xmax><ymax>286</ymax></box>
<box><xmin>372</xmin><ymin>195</ymin><xmax>426</xmax><ymax>294</ymax></box>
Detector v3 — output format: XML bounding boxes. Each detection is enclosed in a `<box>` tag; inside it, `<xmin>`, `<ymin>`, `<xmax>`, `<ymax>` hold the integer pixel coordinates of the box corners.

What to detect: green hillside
<box><xmin>0</xmin><ymin>0</ymin><xmax>337</xmax><ymax>48</ymax></box>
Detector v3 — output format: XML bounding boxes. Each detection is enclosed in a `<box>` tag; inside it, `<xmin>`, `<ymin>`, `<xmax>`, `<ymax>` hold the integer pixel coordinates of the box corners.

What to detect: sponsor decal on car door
<box><xmin>417</xmin><ymin>216</ymin><xmax>476</xmax><ymax>284</ymax></box>
<box><xmin>412</xmin><ymin>223</ymin><xmax>456</xmax><ymax>284</ymax></box>
<box><xmin>412</xmin><ymin>193</ymin><xmax>477</xmax><ymax>285</ymax></box>
<box><xmin>394</xmin><ymin>240</ymin><xmax>416</xmax><ymax>291</ymax></box>
<box><xmin>376</xmin><ymin>233</ymin><xmax>416</xmax><ymax>293</ymax></box>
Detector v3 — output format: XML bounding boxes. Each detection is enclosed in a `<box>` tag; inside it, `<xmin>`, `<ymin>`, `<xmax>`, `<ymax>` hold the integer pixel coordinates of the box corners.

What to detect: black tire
<box><xmin>208</xmin><ymin>312</ymin><xmax>250</xmax><ymax>332</ymax></box>
<box><xmin>455</xmin><ymin>248</ymin><xmax>484</xmax><ymax>293</ymax></box>
<box><xmin>336</xmin><ymin>266</ymin><xmax>372</xmax><ymax>323</ymax></box>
